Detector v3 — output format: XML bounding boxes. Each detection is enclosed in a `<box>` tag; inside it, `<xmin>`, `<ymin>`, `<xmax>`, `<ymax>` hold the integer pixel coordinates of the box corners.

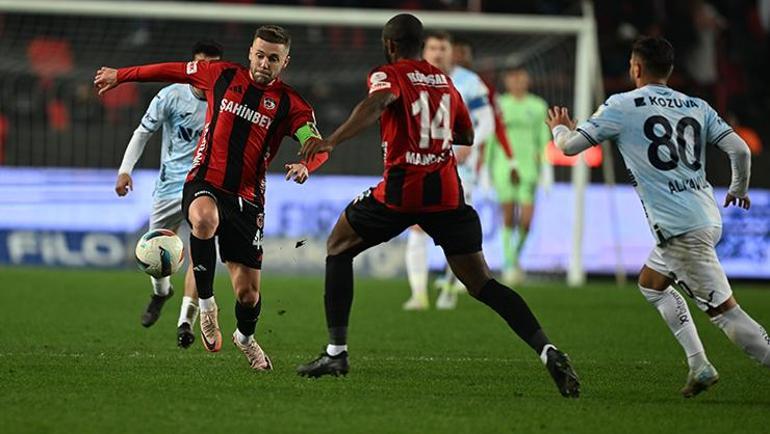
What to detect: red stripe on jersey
<box><xmin>368</xmin><ymin>59</ymin><xmax>472</xmax><ymax>213</ymax></box>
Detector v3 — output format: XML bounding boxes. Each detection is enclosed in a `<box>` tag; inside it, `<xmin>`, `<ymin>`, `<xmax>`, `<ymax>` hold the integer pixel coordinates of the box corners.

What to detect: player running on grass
<box><xmin>96</xmin><ymin>25</ymin><xmax>328</xmax><ymax>371</ymax></box>
<box><xmin>547</xmin><ymin>36</ymin><xmax>769</xmax><ymax>397</ymax></box>
<box><xmin>296</xmin><ymin>13</ymin><xmax>579</xmax><ymax>398</ymax></box>
<box><xmin>115</xmin><ymin>40</ymin><xmax>222</xmax><ymax>348</ymax></box>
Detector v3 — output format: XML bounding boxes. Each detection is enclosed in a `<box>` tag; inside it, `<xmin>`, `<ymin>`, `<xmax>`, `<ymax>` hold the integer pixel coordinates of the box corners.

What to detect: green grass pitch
<box><xmin>1</xmin><ymin>267</ymin><xmax>768</xmax><ymax>433</ymax></box>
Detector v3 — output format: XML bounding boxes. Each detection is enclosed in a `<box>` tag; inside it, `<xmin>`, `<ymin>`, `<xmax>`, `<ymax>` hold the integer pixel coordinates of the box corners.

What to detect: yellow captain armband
<box><xmin>295</xmin><ymin>122</ymin><xmax>322</xmax><ymax>145</ymax></box>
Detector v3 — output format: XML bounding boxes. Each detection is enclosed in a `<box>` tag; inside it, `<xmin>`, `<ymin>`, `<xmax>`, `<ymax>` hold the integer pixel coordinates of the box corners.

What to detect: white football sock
<box><xmin>711</xmin><ymin>305</ymin><xmax>770</xmax><ymax>367</ymax></box>
<box><xmin>326</xmin><ymin>344</ymin><xmax>347</xmax><ymax>356</ymax></box>
<box><xmin>405</xmin><ymin>229</ymin><xmax>429</xmax><ymax>299</ymax></box>
<box><xmin>640</xmin><ymin>285</ymin><xmax>709</xmax><ymax>370</ymax></box>
<box><xmin>198</xmin><ymin>296</ymin><xmax>216</xmax><ymax>312</ymax></box>
<box><xmin>234</xmin><ymin>328</ymin><xmax>253</xmax><ymax>345</ymax></box>
<box><xmin>177</xmin><ymin>296</ymin><xmax>199</xmax><ymax>327</ymax></box>
<box><xmin>151</xmin><ymin>276</ymin><xmax>171</xmax><ymax>297</ymax></box>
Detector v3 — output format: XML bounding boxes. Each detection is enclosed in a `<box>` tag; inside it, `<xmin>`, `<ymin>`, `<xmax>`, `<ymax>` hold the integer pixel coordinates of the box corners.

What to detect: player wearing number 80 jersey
<box><xmin>548</xmin><ymin>36</ymin><xmax>769</xmax><ymax>398</ymax></box>
<box><xmin>577</xmin><ymin>82</ymin><xmax>730</xmax><ymax>242</ymax></box>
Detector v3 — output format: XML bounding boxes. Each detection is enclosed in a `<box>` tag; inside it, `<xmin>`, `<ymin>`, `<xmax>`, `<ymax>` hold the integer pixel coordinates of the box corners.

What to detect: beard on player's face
<box><xmin>249</xmin><ymin>40</ymin><xmax>288</xmax><ymax>84</ymax></box>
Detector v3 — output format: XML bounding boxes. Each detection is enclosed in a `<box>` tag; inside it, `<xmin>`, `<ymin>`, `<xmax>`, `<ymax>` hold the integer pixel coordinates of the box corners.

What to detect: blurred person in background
<box><xmin>486</xmin><ymin>66</ymin><xmax>550</xmax><ymax>285</ymax></box>
<box><xmin>402</xmin><ymin>30</ymin><xmax>496</xmax><ymax>310</ymax></box>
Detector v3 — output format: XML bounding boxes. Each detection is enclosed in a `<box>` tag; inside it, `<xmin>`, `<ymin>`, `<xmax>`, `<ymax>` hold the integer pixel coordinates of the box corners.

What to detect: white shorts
<box><xmin>149</xmin><ymin>197</ymin><xmax>184</xmax><ymax>231</ymax></box>
<box><xmin>457</xmin><ymin>166</ymin><xmax>476</xmax><ymax>204</ymax></box>
<box><xmin>645</xmin><ymin>226</ymin><xmax>732</xmax><ymax>311</ymax></box>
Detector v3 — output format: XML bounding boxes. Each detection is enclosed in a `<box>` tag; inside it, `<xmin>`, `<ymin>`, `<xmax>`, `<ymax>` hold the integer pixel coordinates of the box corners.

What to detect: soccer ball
<box><xmin>135</xmin><ymin>229</ymin><xmax>184</xmax><ymax>278</ymax></box>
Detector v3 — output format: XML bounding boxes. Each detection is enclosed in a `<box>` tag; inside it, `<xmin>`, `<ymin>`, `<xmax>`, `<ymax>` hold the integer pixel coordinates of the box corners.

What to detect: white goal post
<box><xmin>0</xmin><ymin>0</ymin><xmax>606</xmax><ymax>286</ymax></box>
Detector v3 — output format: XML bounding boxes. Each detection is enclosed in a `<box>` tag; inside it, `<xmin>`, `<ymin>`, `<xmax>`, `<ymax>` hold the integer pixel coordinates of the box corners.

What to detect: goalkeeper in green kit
<box><xmin>485</xmin><ymin>66</ymin><xmax>551</xmax><ymax>285</ymax></box>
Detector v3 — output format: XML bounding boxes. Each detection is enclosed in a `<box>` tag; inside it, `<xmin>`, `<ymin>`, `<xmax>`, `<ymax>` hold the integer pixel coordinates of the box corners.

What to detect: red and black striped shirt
<box><xmin>366</xmin><ymin>59</ymin><xmax>473</xmax><ymax>212</ymax></box>
<box><xmin>117</xmin><ymin>60</ymin><xmax>327</xmax><ymax>205</ymax></box>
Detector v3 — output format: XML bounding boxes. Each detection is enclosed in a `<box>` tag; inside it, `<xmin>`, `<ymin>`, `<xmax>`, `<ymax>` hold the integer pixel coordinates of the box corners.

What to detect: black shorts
<box><xmin>182</xmin><ymin>180</ymin><xmax>264</xmax><ymax>269</ymax></box>
<box><xmin>345</xmin><ymin>190</ymin><xmax>482</xmax><ymax>256</ymax></box>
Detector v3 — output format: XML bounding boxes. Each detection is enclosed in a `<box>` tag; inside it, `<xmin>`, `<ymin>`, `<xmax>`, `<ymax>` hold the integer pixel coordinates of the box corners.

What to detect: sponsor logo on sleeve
<box><xmin>186</xmin><ymin>61</ymin><xmax>198</xmax><ymax>75</ymax></box>
<box><xmin>369</xmin><ymin>71</ymin><xmax>391</xmax><ymax>93</ymax></box>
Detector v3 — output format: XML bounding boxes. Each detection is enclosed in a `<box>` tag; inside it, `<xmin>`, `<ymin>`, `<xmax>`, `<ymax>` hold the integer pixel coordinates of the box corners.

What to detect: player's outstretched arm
<box><xmin>300</xmin><ymin>91</ymin><xmax>397</xmax><ymax>161</ymax></box>
<box><xmin>546</xmin><ymin>106</ymin><xmax>592</xmax><ymax>156</ymax></box>
<box><xmin>717</xmin><ymin>132</ymin><xmax>752</xmax><ymax>210</ymax></box>
<box><xmin>95</xmin><ymin>61</ymin><xmax>212</xmax><ymax>95</ymax></box>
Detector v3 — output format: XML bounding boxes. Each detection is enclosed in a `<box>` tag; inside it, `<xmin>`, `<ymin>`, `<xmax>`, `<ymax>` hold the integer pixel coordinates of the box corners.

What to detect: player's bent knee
<box><xmin>189</xmin><ymin>211</ymin><xmax>218</xmax><ymax>238</ymax></box>
<box><xmin>235</xmin><ymin>286</ymin><xmax>259</xmax><ymax>306</ymax></box>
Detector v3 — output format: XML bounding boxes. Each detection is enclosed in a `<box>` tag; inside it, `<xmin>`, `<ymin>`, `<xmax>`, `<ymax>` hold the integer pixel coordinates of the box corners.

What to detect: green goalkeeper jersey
<box><xmin>486</xmin><ymin>93</ymin><xmax>550</xmax><ymax>181</ymax></box>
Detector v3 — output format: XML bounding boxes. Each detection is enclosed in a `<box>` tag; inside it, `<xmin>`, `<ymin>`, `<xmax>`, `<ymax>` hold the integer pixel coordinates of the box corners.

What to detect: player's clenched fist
<box><xmin>94</xmin><ymin>67</ymin><xmax>119</xmax><ymax>95</ymax></box>
<box><xmin>299</xmin><ymin>137</ymin><xmax>333</xmax><ymax>161</ymax></box>
<box><xmin>724</xmin><ymin>193</ymin><xmax>751</xmax><ymax>210</ymax></box>
<box><xmin>285</xmin><ymin>163</ymin><xmax>309</xmax><ymax>184</ymax></box>
<box><xmin>115</xmin><ymin>173</ymin><xmax>133</xmax><ymax>196</ymax></box>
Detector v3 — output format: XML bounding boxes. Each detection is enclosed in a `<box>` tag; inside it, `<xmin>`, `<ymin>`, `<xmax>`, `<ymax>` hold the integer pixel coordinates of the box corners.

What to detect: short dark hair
<box><xmin>632</xmin><ymin>36</ymin><xmax>674</xmax><ymax>78</ymax></box>
<box><xmin>192</xmin><ymin>40</ymin><xmax>224</xmax><ymax>58</ymax></box>
<box><xmin>424</xmin><ymin>30</ymin><xmax>452</xmax><ymax>44</ymax></box>
<box><xmin>254</xmin><ymin>25</ymin><xmax>291</xmax><ymax>48</ymax></box>
<box><xmin>383</xmin><ymin>13</ymin><xmax>423</xmax><ymax>58</ymax></box>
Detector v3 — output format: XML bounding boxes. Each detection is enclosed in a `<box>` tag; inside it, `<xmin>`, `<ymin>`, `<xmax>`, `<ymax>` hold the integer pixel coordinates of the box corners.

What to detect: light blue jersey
<box><xmin>450</xmin><ymin>65</ymin><xmax>490</xmax><ymax>180</ymax></box>
<box><xmin>577</xmin><ymin>84</ymin><xmax>733</xmax><ymax>243</ymax></box>
<box><xmin>139</xmin><ymin>83</ymin><xmax>207</xmax><ymax>199</ymax></box>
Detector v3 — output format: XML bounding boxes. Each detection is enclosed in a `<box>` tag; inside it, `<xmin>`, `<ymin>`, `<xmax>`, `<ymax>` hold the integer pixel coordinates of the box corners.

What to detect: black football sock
<box><xmin>474</xmin><ymin>279</ymin><xmax>551</xmax><ymax>354</ymax></box>
<box><xmin>324</xmin><ymin>253</ymin><xmax>354</xmax><ymax>346</ymax></box>
<box><xmin>235</xmin><ymin>297</ymin><xmax>261</xmax><ymax>337</ymax></box>
<box><xmin>189</xmin><ymin>234</ymin><xmax>216</xmax><ymax>300</ymax></box>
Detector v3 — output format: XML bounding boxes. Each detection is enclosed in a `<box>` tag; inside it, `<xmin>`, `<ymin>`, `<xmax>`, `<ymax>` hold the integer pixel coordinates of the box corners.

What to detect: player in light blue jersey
<box><xmin>115</xmin><ymin>41</ymin><xmax>223</xmax><ymax>348</ymax></box>
<box><xmin>403</xmin><ymin>31</ymin><xmax>495</xmax><ymax>310</ymax></box>
<box><xmin>547</xmin><ymin>36</ymin><xmax>768</xmax><ymax>397</ymax></box>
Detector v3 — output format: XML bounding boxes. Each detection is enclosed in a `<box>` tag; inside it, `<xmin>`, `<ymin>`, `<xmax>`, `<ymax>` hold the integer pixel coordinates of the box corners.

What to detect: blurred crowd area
<box><xmin>0</xmin><ymin>0</ymin><xmax>767</xmax><ymax>187</ymax></box>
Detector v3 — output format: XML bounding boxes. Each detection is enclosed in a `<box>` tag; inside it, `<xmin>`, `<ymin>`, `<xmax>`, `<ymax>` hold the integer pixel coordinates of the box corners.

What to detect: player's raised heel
<box><xmin>232</xmin><ymin>332</ymin><xmax>272</xmax><ymax>371</ymax></box>
<box><xmin>199</xmin><ymin>305</ymin><xmax>222</xmax><ymax>352</ymax></box>
<box><xmin>545</xmin><ymin>348</ymin><xmax>580</xmax><ymax>398</ymax></box>
<box><xmin>681</xmin><ymin>363</ymin><xmax>719</xmax><ymax>398</ymax></box>
<box><xmin>141</xmin><ymin>287</ymin><xmax>174</xmax><ymax>328</ymax></box>
<box><xmin>297</xmin><ymin>350</ymin><xmax>349</xmax><ymax>378</ymax></box>
<box><xmin>177</xmin><ymin>323</ymin><xmax>195</xmax><ymax>348</ymax></box>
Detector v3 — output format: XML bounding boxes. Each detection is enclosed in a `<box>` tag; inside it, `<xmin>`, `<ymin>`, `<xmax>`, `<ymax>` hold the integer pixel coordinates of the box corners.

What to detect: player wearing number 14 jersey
<box><xmin>295</xmin><ymin>14</ymin><xmax>579</xmax><ymax>398</ymax></box>
<box><xmin>548</xmin><ymin>36</ymin><xmax>769</xmax><ymax>398</ymax></box>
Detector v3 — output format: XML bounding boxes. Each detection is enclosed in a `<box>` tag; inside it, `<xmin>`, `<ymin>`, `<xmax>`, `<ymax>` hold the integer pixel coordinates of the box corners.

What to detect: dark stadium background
<box><xmin>0</xmin><ymin>0</ymin><xmax>767</xmax><ymax>189</ymax></box>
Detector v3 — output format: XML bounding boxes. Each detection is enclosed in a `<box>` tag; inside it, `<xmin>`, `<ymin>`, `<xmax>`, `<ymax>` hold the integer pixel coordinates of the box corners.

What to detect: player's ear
<box><xmin>283</xmin><ymin>54</ymin><xmax>291</xmax><ymax>69</ymax></box>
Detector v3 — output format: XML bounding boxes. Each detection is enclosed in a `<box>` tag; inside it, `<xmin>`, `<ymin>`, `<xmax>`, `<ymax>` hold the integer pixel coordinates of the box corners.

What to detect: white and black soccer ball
<box><xmin>135</xmin><ymin>229</ymin><xmax>184</xmax><ymax>278</ymax></box>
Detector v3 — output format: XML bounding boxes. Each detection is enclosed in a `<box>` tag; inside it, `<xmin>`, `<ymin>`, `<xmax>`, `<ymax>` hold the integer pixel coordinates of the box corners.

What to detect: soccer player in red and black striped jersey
<box><xmin>95</xmin><ymin>25</ymin><xmax>327</xmax><ymax>371</ymax></box>
<box><xmin>295</xmin><ymin>14</ymin><xmax>579</xmax><ymax>397</ymax></box>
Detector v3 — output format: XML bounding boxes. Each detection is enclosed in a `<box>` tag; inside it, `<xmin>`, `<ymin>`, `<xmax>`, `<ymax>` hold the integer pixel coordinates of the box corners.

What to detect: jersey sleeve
<box><xmin>287</xmin><ymin>93</ymin><xmax>321</xmax><ymax>143</ymax></box>
<box><xmin>138</xmin><ymin>88</ymin><xmax>170</xmax><ymax>133</ymax></box>
<box><xmin>464</xmin><ymin>76</ymin><xmax>490</xmax><ymax>113</ymax></box>
<box><xmin>703</xmin><ymin>101</ymin><xmax>734</xmax><ymax>146</ymax></box>
<box><xmin>117</xmin><ymin>60</ymin><xmax>218</xmax><ymax>90</ymax></box>
<box><xmin>576</xmin><ymin>94</ymin><xmax>624</xmax><ymax>144</ymax></box>
<box><xmin>367</xmin><ymin>66</ymin><xmax>400</xmax><ymax>99</ymax></box>
<box><xmin>452</xmin><ymin>86</ymin><xmax>473</xmax><ymax>134</ymax></box>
